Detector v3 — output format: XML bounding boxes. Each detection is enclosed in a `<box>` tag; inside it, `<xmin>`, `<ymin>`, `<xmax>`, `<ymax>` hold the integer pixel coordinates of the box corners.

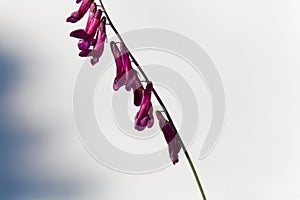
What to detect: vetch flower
<box><xmin>134</xmin><ymin>82</ymin><xmax>154</xmax><ymax>131</ymax></box>
<box><xmin>156</xmin><ymin>111</ymin><xmax>182</xmax><ymax>164</ymax></box>
<box><xmin>66</xmin><ymin>0</ymin><xmax>94</xmax><ymax>23</ymax></box>
<box><xmin>111</xmin><ymin>41</ymin><xmax>126</xmax><ymax>91</ymax></box>
<box><xmin>120</xmin><ymin>43</ymin><xmax>140</xmax><ymax>92</ymax></box>
<box><xmin>111</xmin><ymin>41</ymin><xmax>144</xmax><ymax>106</ymax></box>
<box><xmin>111</xmin><ymin>43</ymin><xmax>140</xmax><ymax>87</ymax></box>
<box><xmin>70</xmin><ymin>4</ymin><xmax>101</xmax><ymax>51</ymax></box>
<box><xmin>79</xmin><ymin>17</ymin><xmax>107</xmax><ymax>65</ymax></box>
<box><xmin>133</xmin><ymin>80</ymin><xmax>143</xmax><ymax>106</ymax></box>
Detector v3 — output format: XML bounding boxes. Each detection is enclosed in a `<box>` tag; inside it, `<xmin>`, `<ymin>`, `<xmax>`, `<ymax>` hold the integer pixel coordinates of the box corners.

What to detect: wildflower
<box><xmin>111</xmin><ymin>41</ymin><xmax>126</xmax><ymax>91</ymax></box>
<box><xmin>120</xmin><ymin>43</ymin><xmax>140</xmax><ymax>92</ymax></box>
<box><xmin>79</xmin><ymin>17</ymin><xmax>106</xmax><ymax>65</ymax></box>
<box><xmin>111</xmin><ymin>42</ymin><xmax>144</xmax><ymax>106</ymax></box>
<box><xmin>134</xmin><ymin>82</ymin><xmax>154</xmax><ymax>131</ymax></box>
<box><xmin>66</xmin><ymin>0</ymin><xmax>94</xmax><ymax>23</ymax></box>
<box><xmin>156</xmin><ymin>111</ymin><xmax>181</xmax><ymax>164</ymax></box>
<box><xmin>70</xmin><ymin>4</ymin><xmax>101</xmax><ymax>51</ymax></box>
<box><xmin>133</xmin><ymin>80</ymin><xmax>143</xmax><ymax>106</ymax></box>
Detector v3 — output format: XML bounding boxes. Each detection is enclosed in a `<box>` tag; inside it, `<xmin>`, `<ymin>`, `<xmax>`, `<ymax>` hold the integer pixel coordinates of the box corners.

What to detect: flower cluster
<box><xmin>67</xmin><ymin>0</ymin><xmax>106</xmax><ymax>65</ymax></box>
<box><xmin>66</xmin><ymin>0</ymin><xmax>181</xmax><ymax>164</ymax></box>
<box><xmin>110</xmin><ymin>41</ymin><xmax>154</xmax><ymax>131</ymax></box>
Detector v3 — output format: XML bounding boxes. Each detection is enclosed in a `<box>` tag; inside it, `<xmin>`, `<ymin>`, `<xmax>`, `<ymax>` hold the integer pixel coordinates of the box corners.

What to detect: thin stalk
<box><xmin>99</xmin><ymin>1</ymin><xmax>207</xmax><ymax>199</ymax></box>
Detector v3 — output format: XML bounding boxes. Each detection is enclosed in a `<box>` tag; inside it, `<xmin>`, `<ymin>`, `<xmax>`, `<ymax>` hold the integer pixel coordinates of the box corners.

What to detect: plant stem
<box><xmin>99</xmin><ymin>1</ymin><xmax>207</xmax><ymax>199</ymax></box>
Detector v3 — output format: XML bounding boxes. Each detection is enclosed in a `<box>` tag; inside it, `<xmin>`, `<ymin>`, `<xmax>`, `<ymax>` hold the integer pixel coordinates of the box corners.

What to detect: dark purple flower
<box><xmin>66</xmin><ymin>0</ymin><xmax>94</xmax><ymax>23</ymax></box>
<box><xmin>133</xmin><ymin>80</ymin><xmax>144</xmax><ymax>106</ymax></box>
<box><xmin>76</xmin><ymin>0</ymin><xmax>82</xmax><ymax>3</ymax></box>
<box><xmin>79</xmin><ymin>17</ymin><xmax>106</xmax><ymax>65</ymax></box>
<box><xmin>156</xmin><ymin>111</ymin><xmax>181</xmax><ymax>164</ymax></box>
<box><xmin>134</xmin><ymin>82</ymin><xmax>154</xmax><ymax>131</ymax></box>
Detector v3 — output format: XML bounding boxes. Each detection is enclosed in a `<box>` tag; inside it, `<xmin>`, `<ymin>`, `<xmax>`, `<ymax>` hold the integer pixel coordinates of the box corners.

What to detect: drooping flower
<box><xmin>134</xmin><ymin>82</ymin><xmax>154</xmax><ymax>131</ymax></box>
<box><xmin>79</xmin><ymin>17</ymin><xmax>106</xmax><ymax>65</ymax></box>
<box><xmin>156</xmin><ymin>111</ymin><xmax>181</xmax><ymax>164</ymax></box>
<box><xmin>70</xmin><ymin>4</ymin><xmax>101</xmax><ymax>51</ymax></box>
<box><xmin>66</xmin><ymin>0</ymin><xmax>94</xmax><ymax>23</ymax></box>
<box><xmin>111</xmin><ymin>41</ymin><xmax>144</xmax><ymax>106</ymax></box>
<box><xmin>133</xmin><ymin>80</ymin><xmax>144</xmax><ymax>106</ymax></box>
<box><xmin>111</xmin><ymin>41</ymin><xmax>126</xmax><ymax>91</ymax></box>
<box><xmin>120</xmin><ymin>43</ymin><xmax>140</xmax><ymax>92</ymax></box>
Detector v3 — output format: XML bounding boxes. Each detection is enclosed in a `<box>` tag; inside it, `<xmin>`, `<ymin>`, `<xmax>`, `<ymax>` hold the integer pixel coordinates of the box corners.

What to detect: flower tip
<box><xmin>147</xmin><ymin>118</ymin><xmax>154</xmax><ymax>128</ymax></box>
<box><xmin>66</xmin><ymin>16</ymin><xmax>79</xmax><ymax>23</ymax></box>
<box><xmin>134</xmin><ymin>124</ymin><xmax>146</xmax><ymax>131</ymax></box>
<box><xmin>90</xmin><ymin>58</ymin><xmax>99</xmax><ymax>65</ymax></box>
<box><xmin>146</xmin><ymin>81</ymin><xmax>153</xmax><ymax>89</ymax></box>
<box><xmin>70</xmin><ymin>29</ymin><xmax>90</xmax><ymax>39</ymax></box>
<box><xmin>172</xmin><ymin>159</ymin><xmax>179</xmax><ymax>165</ymax></box>
<box><xmin>113</xmin><ymin>83</ymin><xmax>120</xmax><ymax>91</ymax></box>
<box><xmin>90</xmin><ymin>2</ymin><xmax>96</xmax><ymax>11</ymax></box>
<box><xmin>155</xmin><ymin>110</ymin><xmax>163</xmax><ymax>119</ymax></box>
<box><xmin>77</xmin><ymin>40</ymin><xmax>89</xmax><ymax>51</ymax></box>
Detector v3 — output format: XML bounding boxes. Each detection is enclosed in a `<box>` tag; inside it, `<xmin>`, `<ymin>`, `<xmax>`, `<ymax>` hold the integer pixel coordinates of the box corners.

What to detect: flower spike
<box><xmin>156</xmin><ymin>111</ymin><xmax>182</xmax><ymax>164</ymax></box>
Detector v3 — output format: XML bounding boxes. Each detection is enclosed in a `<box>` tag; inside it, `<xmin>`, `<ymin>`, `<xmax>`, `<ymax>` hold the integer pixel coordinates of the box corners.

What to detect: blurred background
<box><xmin>1</xmin><ymin>0</ymin><xmax>300</xmax><ymax>199</ymax></box>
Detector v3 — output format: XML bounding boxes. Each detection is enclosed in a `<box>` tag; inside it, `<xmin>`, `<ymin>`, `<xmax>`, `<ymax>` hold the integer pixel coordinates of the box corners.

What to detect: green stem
<box><xmin>99</xmin><ymin>1</ymin><xmax>207</xmax><ymax>199</ymax></box>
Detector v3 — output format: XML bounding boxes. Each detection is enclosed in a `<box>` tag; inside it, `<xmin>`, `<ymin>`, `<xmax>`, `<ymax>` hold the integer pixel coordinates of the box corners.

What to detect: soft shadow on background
<box><xmin>0</xmin><ymin>51</ymin><xmax>84</xmax><ymax>199</ymax></box>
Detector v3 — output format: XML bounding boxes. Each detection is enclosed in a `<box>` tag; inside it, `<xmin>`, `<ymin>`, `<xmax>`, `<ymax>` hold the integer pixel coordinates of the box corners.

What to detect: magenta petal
<box><xmin>90</xmin><ymin>57</ymin><xmax>99</xmax><ymax>65</ymax></box>
<box><xmin>111</xmin><ymin>41</ymin><xmax>126</xmax><ymax>90</ymax></box>
<box><xmin>134</xmin><ymin>82</ymin><xmax>154</xmax><ymax>131</ymax></box>
<box><xmin>66</xmin><ymin>15</ymin><xmax>80</xmax><ymax>23</ymax></box>
<box><xmin>86</xmin><ymin>9</ymin><xmax>102</xmax><ymax>36</ymax></box>
<box><xmin>156</xmin><ymin>111</ymin><xmax>181</xmax><ymax>164</ymax></box>
<box><xmin>79</xmin><ymin>49</ymin><xmax>92</xmax><ymax>57</ymax></box>
<box><xmin>125</xmin><ymin>70</ymin><xmax>138</xmax><ymax>91</ymax></box>
<box><xmin>93</xmin><ymin>17</ymin><xmax>106</xmax><ymax>51</ymax></box>
<box><xmin>120</xmin><ymin>43</ymin><xmax>132</xmax><ymax>71</ymax></box>
<box><xmin>66</xmin><ymin>0</ymin><xmax>93</xmax><ymax>23</ymax></box>
<box><xmin>85</xmin><ymin>3</ymin><xmax>97</xmax><ymax>32</ymax></box>
<box><xmin>133</xmin><ymin>84</ymin><xmax>144</xmax><ymax>106</ymax></box>
<box><xmin>120</xmin><ymin>42</ymin><xmax>137</xmax><ymax>91</ymax></box>
<box><xmin>70</xmin><ymin>29</ymin><xmax>91</xmax><ymax>40</ymax></box>
<box><xmin>77</xmin><ymin>40</ymin><xmax>90</xmax><ymax>51</ymax></box>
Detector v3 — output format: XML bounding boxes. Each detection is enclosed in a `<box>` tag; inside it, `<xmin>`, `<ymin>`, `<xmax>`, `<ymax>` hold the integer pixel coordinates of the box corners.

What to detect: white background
<box><xmin>0</xmin><ymin>0</ymin><xmax>300</xmax><ymax>199</ymax></box>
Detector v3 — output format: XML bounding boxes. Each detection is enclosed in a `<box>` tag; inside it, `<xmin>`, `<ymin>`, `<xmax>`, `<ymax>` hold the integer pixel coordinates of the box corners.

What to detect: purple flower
<box><xmin>134</xmin><ymin>82</ymin><xmax>154</xmax><ymax>131</ymax></box>
<box><xmin>111</xmin><ymin>41</ymin><xmax>126</xmax><ymax>91</ymax></box>
<box><xmin>156</xmin><ymin>111</ymin><xmax>181</xmax><ymax>164</ymax></box>
<box><xmin>79</xmin><ymin>17</ymin><xmax>106</xmax><ymax>65</ymax></box>
<box><xmin>66</xmin><ymin>0</ymin><xmax>94</xmax><ymax>23</ymax></box>
<box><xmin>70</xmin><ymin>4</ymin><xmax>101</xmax><ymax>51</ymax></box>
<box><xmin>133</xmin><ymin>80</ymin><xmax>144</xmax><ymax>106</ymax></box>
<box><xmin>111</xmin><ymin>42</ymin><xmax>141</xmax><ymax>91</ymax></box>
<box><xmin>120</xmin><ymin>43</ymin><xmax>140</xmax><ymax>92</ymax></box>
